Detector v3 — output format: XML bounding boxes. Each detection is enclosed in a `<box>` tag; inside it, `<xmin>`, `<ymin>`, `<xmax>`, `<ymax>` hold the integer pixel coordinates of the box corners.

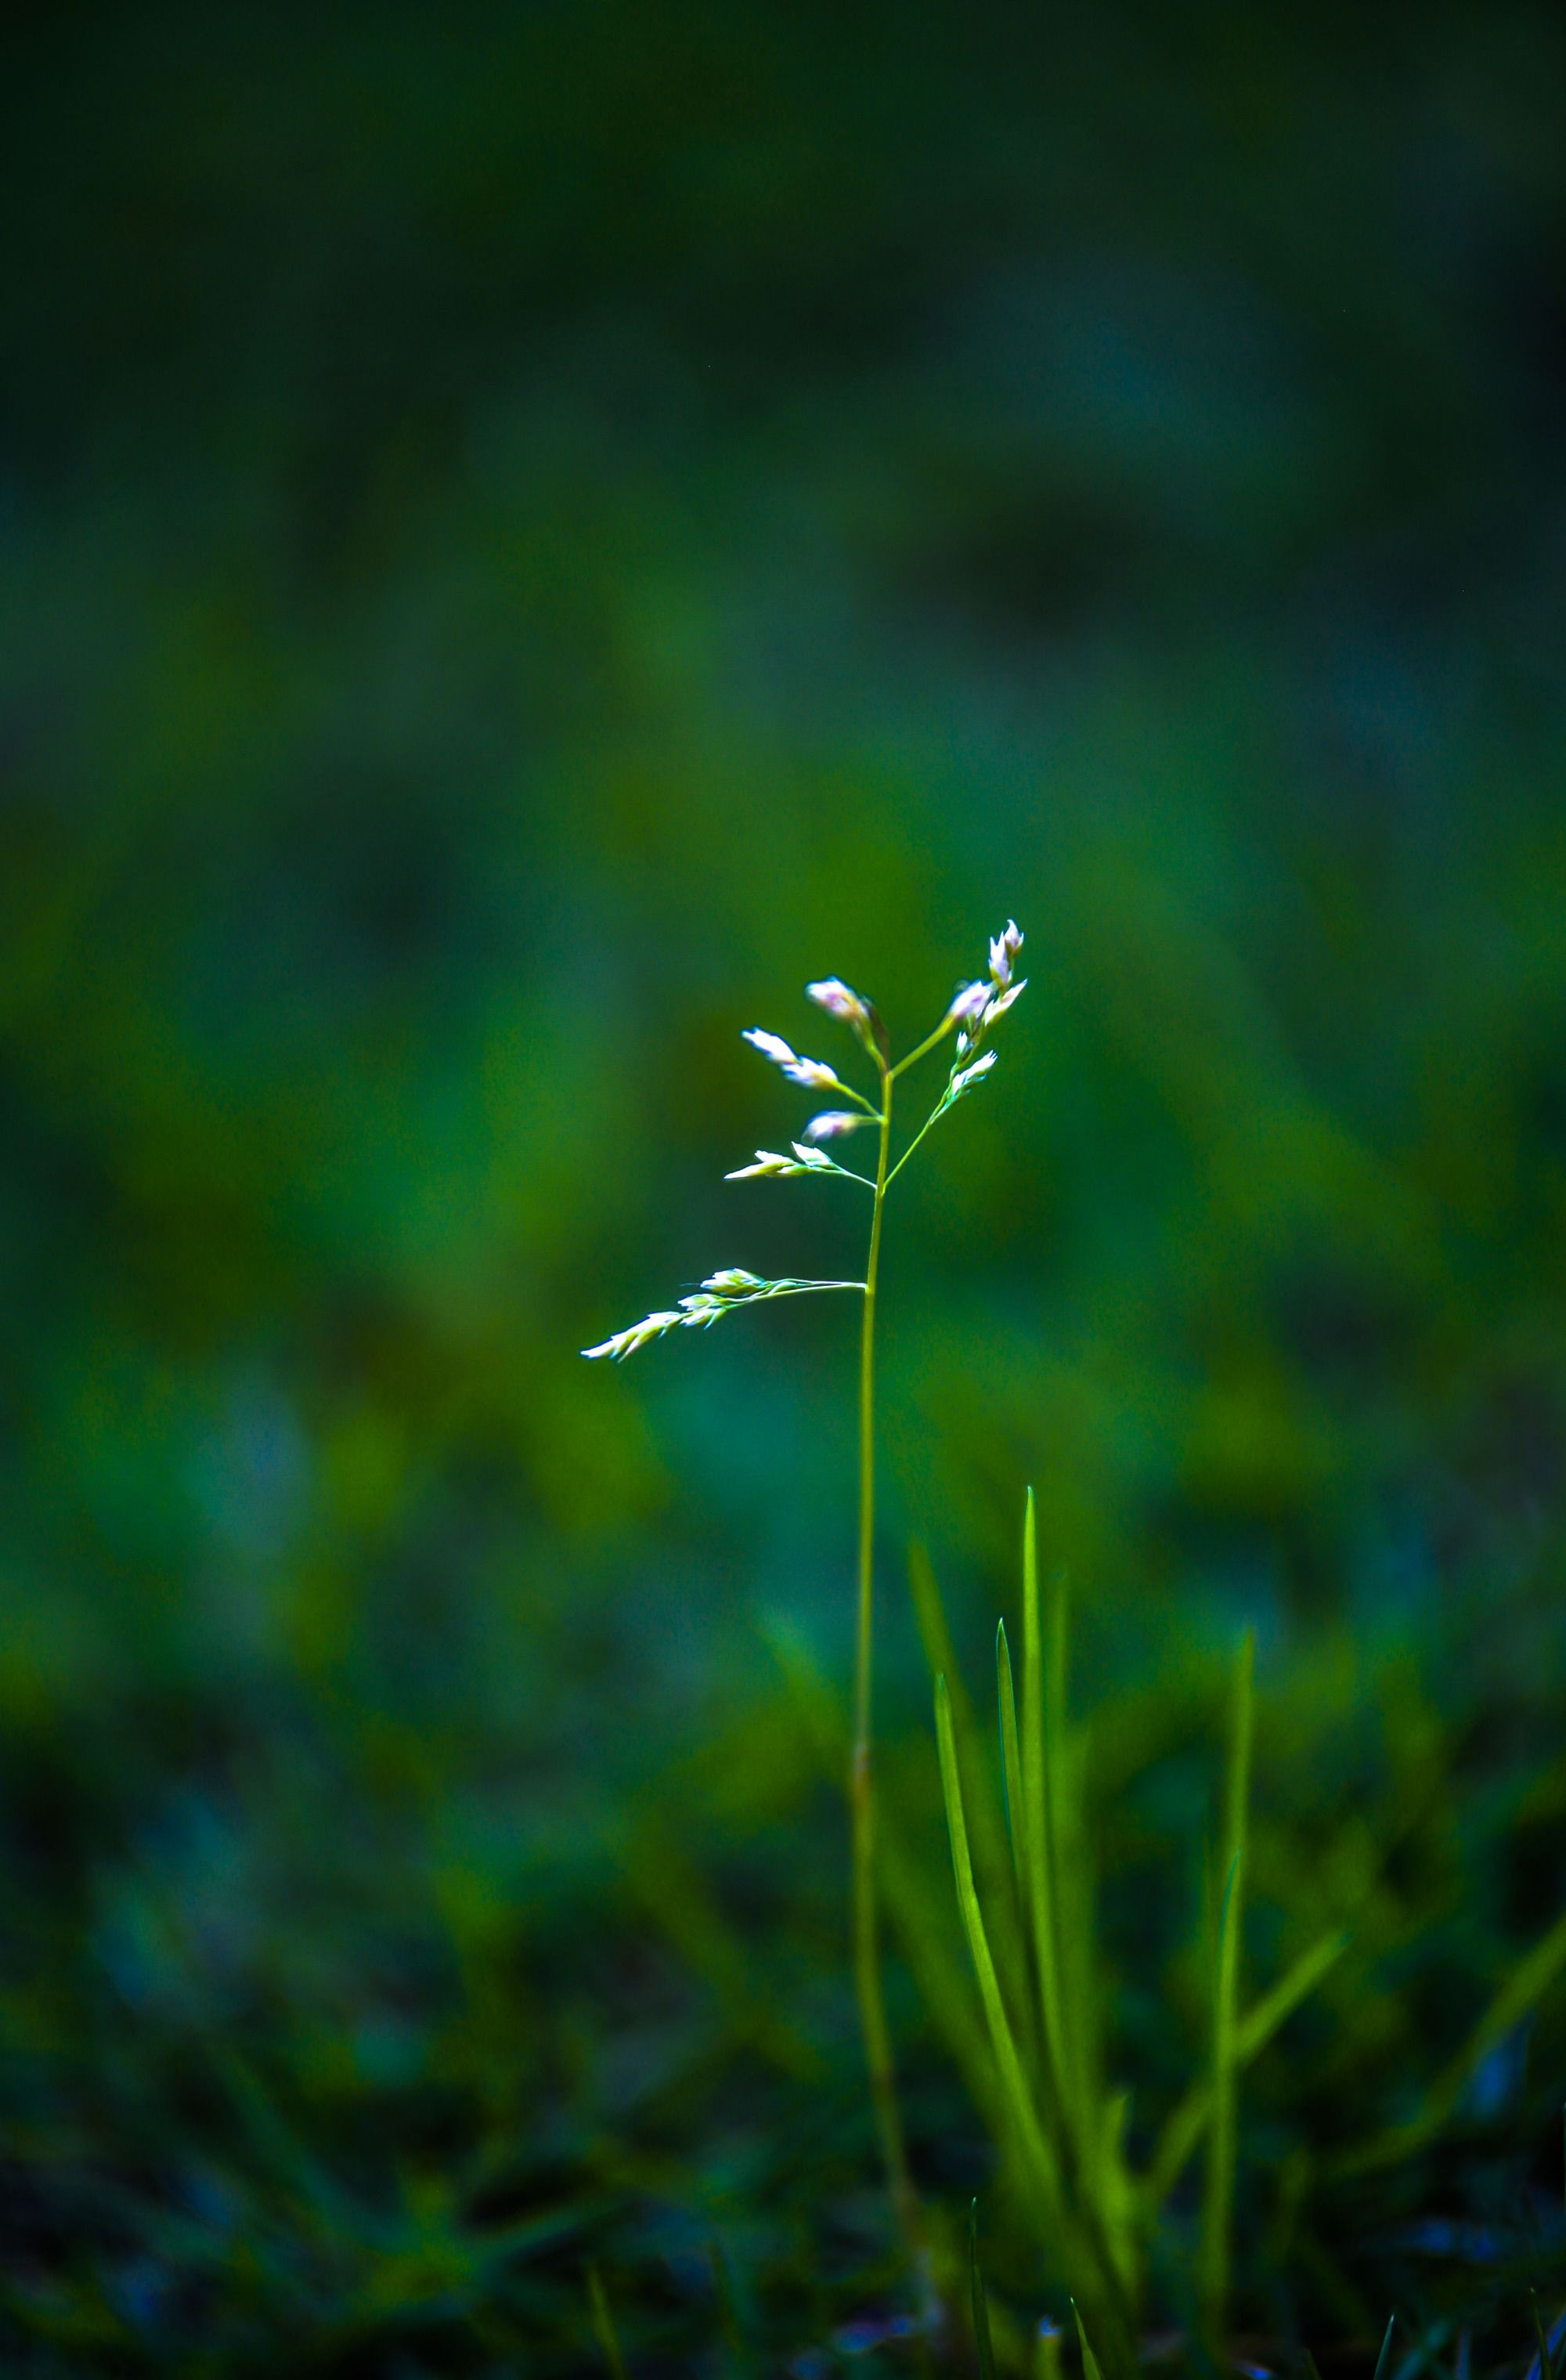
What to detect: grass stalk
<box><xmin>851</xmin><ymin>1063</ymin><xmax>918</xmax><ymax>2248</ymax></box>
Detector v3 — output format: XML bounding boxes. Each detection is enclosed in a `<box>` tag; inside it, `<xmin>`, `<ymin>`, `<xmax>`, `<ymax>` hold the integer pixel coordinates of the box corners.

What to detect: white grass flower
<box><xmin>725</xmin><ymin>1142</ymin><xmax>869</xmax><ymax>1183</ymax></box>
<box><xmin>952</xmin><ymin>1049</ymin><xmax>997</xmax><ymax>1095</ymax></box>
<box><xmin>988</xmin><ymin>919</ymin><xmax>1024</xmax><ymax>988</ymax></box>
<box><xmin>801</xmin><ymin>1109</ymin><xmax>874</xmax><ymax>1142</ymax></box>
<box><xmin>806</xmin><ymin>976</ymin><xmax>884</xmax><ymax>1060</ymax></box>
<box><xmin>743</xmin><ymin>1027</ymin><xmax>796</xmax><ymax>1067</ymax></box>
<box><xmin>944</xmin><ymin>980</ymin><xmax>991</xmax><ymax>1029</ymax></box>
<box><xmin>581</xmin><ymin>1309</ymin><xmax>687</xmax><ymax>1361</ymax></box>
<box><xmin>726</xmin><ymin>1148</ymin><xmax>807</xmax><ymax>1179</ymax></box>
<box><xmin>742</xmin><ymin>1027</ymin><xmax>841</xmax><ymax>1090</ymax></box>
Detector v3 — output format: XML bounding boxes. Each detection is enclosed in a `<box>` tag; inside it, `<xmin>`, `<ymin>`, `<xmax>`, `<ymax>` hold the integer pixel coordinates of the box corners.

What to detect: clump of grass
<box><xmin>925</xmin><ymin>1498</ymin><xmax>1321</xmax><ymax>2373</ymax></box>
<box><xmin>922</xmin><ymin>1490</ymin><xmax>1566</xmax><ymax>2375</ymax></box>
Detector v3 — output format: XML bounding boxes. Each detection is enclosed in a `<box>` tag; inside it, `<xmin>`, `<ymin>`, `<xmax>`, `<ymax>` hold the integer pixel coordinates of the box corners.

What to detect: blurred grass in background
<box><xmin>5</xmin><ymin>2</ymin><xmax>1566</xmax><ymax>2369</ymax></box>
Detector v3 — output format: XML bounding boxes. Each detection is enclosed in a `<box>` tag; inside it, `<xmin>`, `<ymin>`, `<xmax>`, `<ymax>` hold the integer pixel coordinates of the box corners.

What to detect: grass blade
<box><xmin>935</xmin><ymin>1673</ymin><xmax>1063</xmax><ymax>2223</ymax></box>
<box><xmin>1373</xmin><ymin>2313</ymin><xmax>1396</xmax><ymax>2380</ymax></box>
<box><xmin>910</xmin><ymin>1539</ymin><xmax>1005</xmax><ymax>1874</ymax></box>
<box><xmin>586</xmin><ymin>2263</ymin><xmax>629</xmax><ymax>2380</ymax></box>
<box><xmin>1144</xmin><ymin>1929</ymin><xmax>1349</xmax><ymax>2209</ymax></box>
<box><xmin>1532</xmin><ymin>2291</ymin><xmax>1555</xmax><ymax>2380</ymax></box>
<box><xmin>1073</xmin><ymin>2298</ymin><xmax>1105</xmax><ymax>2380</ymax></box>
<box><xmin>1200</xmin><ymin>1628</ymin><xmax>1254</xmax><ymax>2347</ymax></box>
<box><xmin>998</xmin><ymin>1619</ymin><xmax>1027</xmax><ymax>1900</ymax></box>
<box><xmin>1020</xmin><ymin>1488</ymin><xmax>1070</xmax><ymax>2118</ymax></box>
<box><xmin>969</xmin><ymin>2198</ymin><xmax>998</xmax><ymax>2380</ymax></box>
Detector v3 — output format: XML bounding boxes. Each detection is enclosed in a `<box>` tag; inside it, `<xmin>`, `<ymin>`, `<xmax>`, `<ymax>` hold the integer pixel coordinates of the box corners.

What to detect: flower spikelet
<box><xmin>801</xmin><ymin>1110</ymin><xmax>873</xmax><ymax>1143</ymax></box>
<box><xmin>742</xmin><ymin>1028</ymin><xmax>841</xmax><ymax>1091</ymax></box>
<box><xmin>806</xmin><ymin>977</ymin><xmax>886</xmax><ymax>1061</ymax></box>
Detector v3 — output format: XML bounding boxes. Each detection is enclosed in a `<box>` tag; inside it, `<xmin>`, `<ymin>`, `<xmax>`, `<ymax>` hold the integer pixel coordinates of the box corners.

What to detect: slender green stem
<box><xmin>831</xmin><ymin>1078</ymin><xmax>886</xmax><ymax>1117</ymax></box>
<box><xmin>889</xmin><ymin>1016</ymin><xmax>954</xmax><ymax>1079</ymax></box>
<box><xmin>851</xmin><ymin>1060</ymin><xmax>918</xmax><ymax>2248</ymax></box>
<box><xmin>883</xmin><ymin>1094</ymin><xmax>947</xmax><ymax>1190</ymax></box>
<box><xmin>750</xmin><ymin>1280</ymin><xmax>867</xmax><ymax>1297</ymax></box>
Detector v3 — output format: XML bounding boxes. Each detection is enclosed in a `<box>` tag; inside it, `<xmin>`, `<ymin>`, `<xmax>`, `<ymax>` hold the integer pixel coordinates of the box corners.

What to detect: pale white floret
<box><xmin>989</xmin><ymin>919</ymin><xmax>1024</xmax><ymax>988</ymax></box>
<box><xmin>581</xmin><ymin>1309</ymin><xmax>687</xmax><ymax>1360</ymax></box>
<box><xmin>801</xmin><ymin>1109</ymin><xmax>873</xmax><ymax>1143</ymax></box>
<box><xmin>744</xmin><ymin>1028</ymin><xmax>796</xmax><ymax>1068</ymax></box>
<box><xmin>806</xmin><ymin>976</ymin><xmax>881</xmax><ymax>1058</ymax></box>
<box><xmin>726</xmin><ymin>1149</ymin><xmax>803</xmax><ymax>1179</ymax></box>
<box><xmin>945</xmin><ymin>979</ymin><xmax>990</xmax><ymax>1027</ymax></box>
<box><xmin>952</xmin><ymin>1049</ymin><xmax>998</xmax><ymax>1094</ymax></box>
<box><xmin>726</xmin><ymin>1144</ymin><xmax>842</xmax><ymax>1178</ymax></box>
<box><xmin>806</xmin><ymin>977</ymin><xmax>868</xmax><ymax>1026</ymax></box>
<box><xmin>742</xmin><ymin>1027</ymin><xmax>841</xmax><ymax>1091</ymax></box>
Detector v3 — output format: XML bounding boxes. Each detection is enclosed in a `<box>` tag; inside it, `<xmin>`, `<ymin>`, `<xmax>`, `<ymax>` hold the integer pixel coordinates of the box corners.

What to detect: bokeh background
<box><xmin>6</xmin><ymin>5</ymin><xmax>1566</xmax><ymax>2370</ymax></box>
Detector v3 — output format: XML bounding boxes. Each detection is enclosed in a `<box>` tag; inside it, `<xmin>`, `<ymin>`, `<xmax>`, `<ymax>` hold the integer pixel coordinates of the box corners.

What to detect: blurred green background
<box><xmin>6</xmin><ymin>4</ymin><xmax>1566</xmax><ymax>2369</ymax></box>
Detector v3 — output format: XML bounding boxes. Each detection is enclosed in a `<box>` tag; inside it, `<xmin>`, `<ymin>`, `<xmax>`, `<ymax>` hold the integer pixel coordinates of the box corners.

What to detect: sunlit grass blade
<box><xmin>1036</xmin><ymin>2320</ymin><xmax>1063</xmax><ymax>2380</ymax></box>
<box><xmin>1531</xmin><ymin>2290</ymin><xmax>1556</xmax><ymax>2380</ymax></box>
<box><xmin>935</xmin><ymin>1672</ymin><xmax>1064</xmax><ymax>2224</ymax></box>
<box><xmin>998</xmin><ymin>1618</ymin><xmax>1026</xmax><ymax>1899</ymax></box>
<box><xmin>913</xmin><ymin>1540</ymin><xmax>1034</xmax><ymax>2050</ymax></box>
<box><xmin>1020</xmin><ymin>1488</ymin><xmax>1070</xmax><ymax>2119</ymax></box>
<box><xmin>586</xmin><ymin>2262</ymin><xmax>629</xmax><ymax>2380</ymax></box>
<box><xmin>1373</xmin><ymin>2313</ymin><xmax>1397</xmax><ymax>2380</ymax></box>
<box><xmin>969</xmin><ymin>2199</ymin><xmax>998</xmax><ymax>2380</ymax></box>
<box><xmin>1200</xmin><ymin>1628</ymin><xmax>1254</xmax><ymax>2348</ymax></box>
<box><xmin>1073</xmin><ymin>2298</ymin><xmax>1106</xmax><ymax>2380</ymax></box>
<box><xmin>911</xmin><ymin>1540</ymin><xmax>1009</xmax><ymax>1870</ymax></box>
<box><xmin>1144</xmin><ymin>1930</ymin><xmax>1349</xmax><ymax>2210</ymax></box>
